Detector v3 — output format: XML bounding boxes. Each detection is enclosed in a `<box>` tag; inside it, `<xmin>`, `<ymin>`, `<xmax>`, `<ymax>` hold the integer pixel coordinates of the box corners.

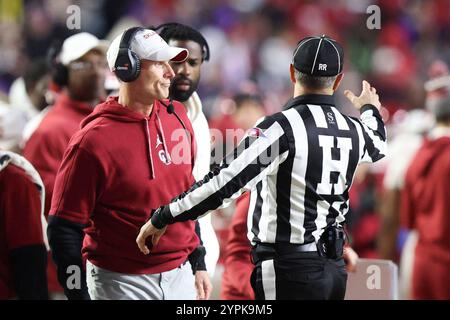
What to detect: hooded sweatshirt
<box><xmin>401</xmin><ymin>131</ymin><xmax>450</xmax><ymax>261</ymax></box>
<box><xmin>49</xmin><ymin>96</ymin><xmax>199</xmax><ymax>275</ymax></box>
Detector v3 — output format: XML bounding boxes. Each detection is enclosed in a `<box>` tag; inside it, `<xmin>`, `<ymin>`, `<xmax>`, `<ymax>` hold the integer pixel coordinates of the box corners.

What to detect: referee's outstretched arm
<box><xmin>159</xmin><ymin>115</ymin><xmax>291</xmax><ymax>225</ymax></box>
<box><xmin>154</xmin><ymin>81</ymin><xmax>386</xmax><ymax>227</ymax></box>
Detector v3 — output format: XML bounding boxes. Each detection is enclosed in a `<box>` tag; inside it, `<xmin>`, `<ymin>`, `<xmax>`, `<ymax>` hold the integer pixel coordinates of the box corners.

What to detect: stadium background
<box><xmin>1</xmin><ymin>0</ymin><xmax>449</xmax><ymax>299</ymax></box>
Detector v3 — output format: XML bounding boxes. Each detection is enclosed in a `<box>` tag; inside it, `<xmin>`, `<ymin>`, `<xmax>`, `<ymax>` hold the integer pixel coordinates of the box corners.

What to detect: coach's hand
<box><xmin>344</xmin><ymin>80</ymin><xmax>381</xmax><ymax>110</ymax></box>
<box><xmin>195</xmin><ymin>270</ymin><xmax>213</xmax><ymax>300</ymax></box>
<box><xmin>136</xmin><ymin>220</ymin><xmax>167</xmax><ymax>255</ymax></box>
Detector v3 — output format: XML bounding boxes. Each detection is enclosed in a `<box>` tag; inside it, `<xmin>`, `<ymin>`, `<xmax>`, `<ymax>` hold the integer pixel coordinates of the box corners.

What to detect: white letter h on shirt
<box><xmin>317</xmin><ymin>135</ymin><xmax>352</xmax><ymax>195</ymax></box>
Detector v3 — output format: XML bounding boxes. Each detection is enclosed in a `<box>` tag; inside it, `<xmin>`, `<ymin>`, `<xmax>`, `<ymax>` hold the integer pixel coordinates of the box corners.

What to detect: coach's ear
<box><xmin>290</xmin><ymin>64</ymin><xmax>296</xmax><ymax>84</ymax></box>
<box><xmin>333</xmin><ymin>73</ymin><xmax>344</xmax><ymax>91</ymax></box>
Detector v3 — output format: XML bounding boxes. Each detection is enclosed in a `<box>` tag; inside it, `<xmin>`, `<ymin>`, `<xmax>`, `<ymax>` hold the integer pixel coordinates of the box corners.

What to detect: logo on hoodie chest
<box><xmin>156</xmin><ymin>134</ymin><xmax>171</xmax><ymax>165</ymax></box>
<box><xmin>156</xmin><ymin>134</ymin><xmax>163</xmax><ymax>149</ymax></box>
<box><xmin>158</xmin><ymin>149</ymin><xmax>171</xmax><ymax>165</ymax></box>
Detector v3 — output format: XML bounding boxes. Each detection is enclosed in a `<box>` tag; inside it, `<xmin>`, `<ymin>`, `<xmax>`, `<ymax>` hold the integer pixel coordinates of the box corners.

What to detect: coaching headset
<box><xmin>47</xmin><ymin>39</ymin><xmax>69</xmax><ymax>87</ymax></box>
<box><xmin>113</xmin><ymin>26</ymin><xmax>190</xmax><ymax>137</ymax></box>
<box><xmin>113</xmin><ymin>26</ymin><xmax>144</xmax><ymax>82</ymax></box>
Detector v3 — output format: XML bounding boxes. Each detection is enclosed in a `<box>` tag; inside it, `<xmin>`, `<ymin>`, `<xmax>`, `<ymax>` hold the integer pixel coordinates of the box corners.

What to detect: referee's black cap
<box><xmin>292</xmin><ymin>35</ymin><xmax>344</xmax><ymax>77</ymax></box>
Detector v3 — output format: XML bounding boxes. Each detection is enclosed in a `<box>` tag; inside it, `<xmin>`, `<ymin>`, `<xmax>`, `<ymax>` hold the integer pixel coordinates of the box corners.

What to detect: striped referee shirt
<box><xmin>152</xmin><ymin>94</ymin><xmax>387</xmax><ymax>245</ymax></box>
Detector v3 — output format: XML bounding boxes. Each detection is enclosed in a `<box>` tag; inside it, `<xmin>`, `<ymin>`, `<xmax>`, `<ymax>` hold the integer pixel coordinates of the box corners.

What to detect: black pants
<box><xmin>250</xmin><ymin>251</ymin><xmax>347</xmax><ymax>300</ymax></box>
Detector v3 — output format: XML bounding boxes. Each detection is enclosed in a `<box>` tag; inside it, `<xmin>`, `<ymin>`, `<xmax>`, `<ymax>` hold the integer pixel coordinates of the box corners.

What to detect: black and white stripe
<box><xmin>160</xmin><ymin>94</ymin><xmax>387</xmax><ymax>246</ymax></box>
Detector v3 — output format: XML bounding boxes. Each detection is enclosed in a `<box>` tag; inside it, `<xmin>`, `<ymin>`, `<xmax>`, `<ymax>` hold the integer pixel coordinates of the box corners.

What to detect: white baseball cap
<box><xmin>59</xmin><ymin>32</ymin><xmax>108</xmax><ymax>66</ymax></box>
<box><xmin>106</xmin><ymin>28</ymin><xmax>188</xmax><ymax>71</ymax></box>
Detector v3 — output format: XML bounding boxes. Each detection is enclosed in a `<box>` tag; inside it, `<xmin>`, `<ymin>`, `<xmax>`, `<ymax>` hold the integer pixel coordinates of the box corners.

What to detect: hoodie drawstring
<box><xmin>144</xmin><ymin>119</ymin><xmax>156</xmax><ymax>179</ymax></box>
<box><xmin>156</xmin><ymin>112</ymin><xmax>172</xmax><ymax>164</ymax></box>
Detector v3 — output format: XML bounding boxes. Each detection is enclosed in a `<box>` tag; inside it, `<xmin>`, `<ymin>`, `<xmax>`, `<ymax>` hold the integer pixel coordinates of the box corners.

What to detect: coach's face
<box><xmin>168</xmin><ymin>39</ymin><xmax>202</xmax><ymax>102</ymax></box>
<box><xmin>137</xmin><ymin>60</ymin><xmax>175</xmax><ymax>101</ymax></box>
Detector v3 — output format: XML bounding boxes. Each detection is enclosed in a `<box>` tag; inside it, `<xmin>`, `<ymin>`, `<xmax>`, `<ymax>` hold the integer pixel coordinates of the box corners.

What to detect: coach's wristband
<box><xmin>188</xmin><ymin>245</ymin><xmax>207</xmax><ymax>274</ymax></box>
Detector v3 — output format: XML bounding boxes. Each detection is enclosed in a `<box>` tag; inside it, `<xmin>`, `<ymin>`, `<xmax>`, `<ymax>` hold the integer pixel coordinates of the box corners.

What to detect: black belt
<box><xmin>251</xmin><ymin>242</ymin><xmax>318</xmax><ymax>264</ymax></box>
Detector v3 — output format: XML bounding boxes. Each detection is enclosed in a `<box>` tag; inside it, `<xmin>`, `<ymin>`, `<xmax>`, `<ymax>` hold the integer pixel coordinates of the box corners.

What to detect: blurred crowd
<box><xmin>1</xmin><ymin>0</ymin><xmax>450</xmax><ymax>300</ymax></box>
<box><xmin>1</xmin><ymin>0</ymin><xmax>450</xmax><ymax>114</ymax></box>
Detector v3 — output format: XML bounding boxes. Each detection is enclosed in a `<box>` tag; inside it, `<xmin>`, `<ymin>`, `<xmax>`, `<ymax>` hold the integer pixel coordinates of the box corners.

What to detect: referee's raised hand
<box><xmin>344</xmin><ymin>80</ymin><xmax>381</xmax><ymax>110</ymax></box>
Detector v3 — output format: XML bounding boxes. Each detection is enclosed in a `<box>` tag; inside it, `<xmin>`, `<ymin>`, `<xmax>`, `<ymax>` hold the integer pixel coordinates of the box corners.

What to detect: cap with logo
<box><xmin>292</xmin><ymin>35</ymin><xmax>344</xmax><ymax>77</ymax></box>
<box><xmin>106</xmin><ymin>28</ymin><xmax>188</xmax><ymax>72</ymax></box>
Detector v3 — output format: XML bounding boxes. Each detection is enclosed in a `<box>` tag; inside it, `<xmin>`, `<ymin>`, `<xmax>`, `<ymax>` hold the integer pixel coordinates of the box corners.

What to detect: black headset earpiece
<box><xmin>47</xmin><ymin>39</ymin><xmax>68</xmax><ymax>86</ymax></box>
<box><xmin>53</xmin><ymin>64</ymin><xmax>69</xmax><ymax>86</ymax></box>
<box><xmin>114</xmin><ymin>27</ymin><xmax>143</xmax><ymax>82</ymax></box>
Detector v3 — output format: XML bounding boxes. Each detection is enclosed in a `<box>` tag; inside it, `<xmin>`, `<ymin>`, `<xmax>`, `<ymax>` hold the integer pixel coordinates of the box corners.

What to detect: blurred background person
<box><xmin>0</xmin><ymin>58</ymin><xmax>51</xmax><ymax>152</ymax></box>
<box><xmin>378</xmin><ymin>60</ymin><xmax>449</xmax><ymax>299</ymax></box>
<box><xmin>208</xmin><ymin>90</ymin><xmax>266</xmax><ymax>297</ymax></box>
<box><xmin>0</xmin><ymin>150</ymin><xmax>48</xmax><ymax>300</ymax></box>
<box><xmin>10</xmin><ymin>58</ymin><xmax>51</xmax><ymax>122</ymax></box>
<box><xmin>401</xmin><ymin>93</ymin><xmax>450</xmax><ymax>300</ymax></box>
<box><xmin>156</xmin><ymin>22</ymin><xmax>220</xmax><ymax>279</ymax></box>
<box><xmin>23</xmin><ymin>32</ymin><xmax>107</xmax><ymax>217</ymax></box>
<box><xmin>22</xmin><ymin>32</ymin><xmax>108</xmax><ymax>299</ymax></box>
<box><xmin>209</xmin><ymin>92</ymin><xmax>266</xmax><ymax>166</ymax></box>
<box><xmin>220</xmin><ymin>194</ymin><xmax>254</xmax><ymax>300</ymax></box>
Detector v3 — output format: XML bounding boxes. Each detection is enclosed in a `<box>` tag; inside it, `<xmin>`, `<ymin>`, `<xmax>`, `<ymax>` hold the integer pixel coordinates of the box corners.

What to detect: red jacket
<box><xmin>220</xmin><ymin>194</ymin><xmax>255</xmax><ymax>300</ymax></box>
<box><xmin>401</xmin><ymin>136</ymin><xmax>450</xmax><ymax>261</ymax></box>
<box><xmin>23</xmin><ymin>93</ymin><xmax>94</xmax><ymax>215</ymax></box>
<box><xmin>50</xmin><ymin>97</ymin><xmax>199</xmax><ymax>274</ymax></box>
<box><xmin>0</xmin><ymin>164</ymin><xmax>45</xmax><ymax>299</ymax></box>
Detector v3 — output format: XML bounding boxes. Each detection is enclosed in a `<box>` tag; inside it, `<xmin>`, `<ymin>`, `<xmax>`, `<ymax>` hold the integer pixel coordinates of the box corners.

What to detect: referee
<box><xmin>137</xmin><ymin>35</ymin><xmax>387</xmax><ymax>300</ymax></box>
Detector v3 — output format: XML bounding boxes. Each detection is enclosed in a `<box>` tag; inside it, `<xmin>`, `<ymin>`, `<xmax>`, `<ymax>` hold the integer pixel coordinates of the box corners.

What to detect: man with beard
<box><xmin>155</xmin><ymin>23</ymin><xmax>220</xmax><ymax>278</ymax></box>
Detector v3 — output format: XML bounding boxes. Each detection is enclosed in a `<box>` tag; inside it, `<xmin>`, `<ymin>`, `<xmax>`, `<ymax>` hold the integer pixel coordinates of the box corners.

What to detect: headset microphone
<box><xmin>159</xmin><ymin>99</ymin><xmax>188</xmax><ymax>131</ymax></box>
<box><xmin>166</xmin><ymin>99</ymin><xmax>175</xmax><ymax>114</ymax></box>
<box><xmin>159</xmin><ymin>99</ymin><xmax>191</xmax><ymax>144</ymax></box>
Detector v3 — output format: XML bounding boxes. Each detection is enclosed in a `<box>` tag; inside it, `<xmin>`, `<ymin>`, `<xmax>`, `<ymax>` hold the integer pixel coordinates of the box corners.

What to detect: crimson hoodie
<box><xmin>49</xmin><ymin>96</ymin><xmax>199</xmax><ymax>279</ymax></box>
<box><xmin>401</xmin><ymin>136</ymin><xmax>450</xmax><ymax>261</ymax></box>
